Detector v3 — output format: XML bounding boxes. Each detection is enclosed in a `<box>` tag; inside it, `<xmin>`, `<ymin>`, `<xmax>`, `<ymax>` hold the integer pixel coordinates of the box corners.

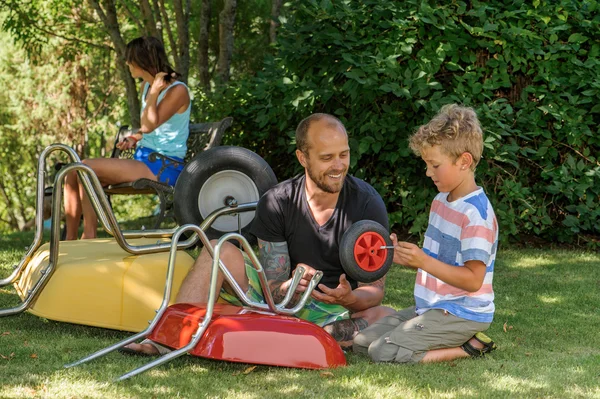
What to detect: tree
<box><xmin>198</xmin><ymin>0</ymin><xmax>211</xmax><ymax>89</ymax></box>
<box><xmin>216</xmin><ymin>0</ymin><xmax>236</xmax><ymax>83</ymax></box>
<box><xmin>0</xmin><ymin>0</ymin><xmax>276</xmax><ymax>232</ymax></box>
<box><xmin>269</xmin><ymin>0</ymin><xmax>282</xmax><ymax>44</ymax></box>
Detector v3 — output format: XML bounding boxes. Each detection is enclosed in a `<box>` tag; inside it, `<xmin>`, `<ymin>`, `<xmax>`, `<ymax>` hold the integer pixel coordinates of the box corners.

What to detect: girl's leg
<box><xmin>78</xmin><ymin>158</ymin><xmax>157</xmax><ymax>239</ymax></box>
<box><xmin>64</xmin><ymin>170</ymin><xmax>83</xmax><ymax>240</ymax></box>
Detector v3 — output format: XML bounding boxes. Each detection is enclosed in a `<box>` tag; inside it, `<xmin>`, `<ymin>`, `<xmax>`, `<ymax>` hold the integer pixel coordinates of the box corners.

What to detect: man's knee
<box><xmin>203</xmin><ymin>239</ymin><xmax>248</xmax><ymax>291</ymax></box>
<box><xmin>208</xmin><ymin>240</ymin><xmax>244</xmax><ymax>266</ymax></box>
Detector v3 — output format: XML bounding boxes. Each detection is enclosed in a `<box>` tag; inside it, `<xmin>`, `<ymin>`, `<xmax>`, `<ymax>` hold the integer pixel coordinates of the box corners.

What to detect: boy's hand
<box><xmin>390</xmin><ymin>233</ymin><xmax>426</xmax><ymax>269</ymax></box>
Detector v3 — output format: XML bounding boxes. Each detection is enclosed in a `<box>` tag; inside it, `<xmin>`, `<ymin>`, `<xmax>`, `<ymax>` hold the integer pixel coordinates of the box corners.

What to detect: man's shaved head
<box><xmin>296</xmin><ymin>113</ymin><xmax>347</xmax><ymax>155</ymax></box>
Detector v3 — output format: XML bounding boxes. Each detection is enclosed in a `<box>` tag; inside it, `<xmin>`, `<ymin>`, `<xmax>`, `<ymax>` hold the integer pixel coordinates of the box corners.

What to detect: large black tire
<box><xmin>339</xmin><ymin>220</ymin><xmax>393</xmax><ymax>283</ymax></box>
<box><xmin>173</xmin><ymin>146</ymin><xmax>277</xmax><ymax>243</ymax></box>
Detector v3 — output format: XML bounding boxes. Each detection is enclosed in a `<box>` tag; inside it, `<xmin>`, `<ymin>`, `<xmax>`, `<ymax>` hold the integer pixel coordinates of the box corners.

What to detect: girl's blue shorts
<box><xmin>134</xmin><ymin>146</ymin><xmax>184</xmax><ymax>186</ymax></box>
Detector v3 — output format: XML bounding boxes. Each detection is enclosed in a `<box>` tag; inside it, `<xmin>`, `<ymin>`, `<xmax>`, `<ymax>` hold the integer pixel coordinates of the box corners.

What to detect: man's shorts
<box><xmin>134</xmin><ymin>146</ymin><xmax>184</xmax><ymax>186</ymax></box>
<box><xmin>218</xmin><ymin>254</ymin><xmax>350</xmax><ymax>327</ymax></box>
<box><xmin>353</xmin><ymin>306</ymin><xmax>491</xmax><ymax>364</ymax></box>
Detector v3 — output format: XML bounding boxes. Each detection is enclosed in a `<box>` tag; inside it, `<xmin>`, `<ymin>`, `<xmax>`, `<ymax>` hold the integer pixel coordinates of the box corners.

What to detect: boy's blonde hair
<box><xmin>409</xmin><ymin>104</ymin><xmax>483</xmax><ymax>171</ymax></box>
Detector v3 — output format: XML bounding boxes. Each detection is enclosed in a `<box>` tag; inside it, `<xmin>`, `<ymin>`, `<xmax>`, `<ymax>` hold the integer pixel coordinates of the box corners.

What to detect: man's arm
<box><xmin>258</xmin><ymin>239</ymin><xmax>324</xmax><ymax>304</ymax></box>
<box><xmin>258</xmin><ymin>239</ymin><xmax>292</xmax><ymax>302</ymax></box>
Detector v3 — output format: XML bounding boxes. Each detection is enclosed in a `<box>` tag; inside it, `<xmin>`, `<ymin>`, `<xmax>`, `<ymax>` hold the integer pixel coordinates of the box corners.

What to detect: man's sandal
<box><xmin>461</xmin><ymin>332</ymin><xmax>497</xmax><ymax>358</ymax></box>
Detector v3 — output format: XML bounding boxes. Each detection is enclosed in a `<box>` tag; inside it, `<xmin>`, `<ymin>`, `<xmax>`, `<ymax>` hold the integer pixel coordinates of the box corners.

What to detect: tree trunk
<box><xmin>173</xmin><ymin>0</ymin><xmax>191</xmax><ymax>82</ymax></box>
<box><xmin>0</xmin><ymin>181</ymin><xmax>20</xmax><ymax>231</ymax></box>
<box><xmin>139</xmin><ymin>0</ymin><xmax>159</xmax><ymax>38</ymax></box>
<box><xmin>159</xmin><ymin>0</ymin><xmax>179</xmax><ymax>68</ymax></box>
<box><xmin>270</xmin><ymin>0</ymin><xmax>283</xmax><ymax>44</ymax></box>
<box><xmin>198</xmin><ymin>0</ymin><xmax>211</xmax><ymax>89</ymax></box>
<box><xmin>151</xmin><ymin>0</ymin><xmax>163</xmax><ymax>42</ymax></box>
<box><xmin>87</xmin><ymin>0</ymin><xmax>141</xmax><ymax>128</ymax></box>
<box><xmin>217</xmin><ymin>0</ymin><xmax>236</xmax><ymax>83</ymax></box>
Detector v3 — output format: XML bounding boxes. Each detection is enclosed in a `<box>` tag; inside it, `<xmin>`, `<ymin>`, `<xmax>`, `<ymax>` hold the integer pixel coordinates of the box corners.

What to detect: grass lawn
<box><xmin>0</xmin><ymin>230</ymin><xmax>599</xmax><ymax>398</ymax></box>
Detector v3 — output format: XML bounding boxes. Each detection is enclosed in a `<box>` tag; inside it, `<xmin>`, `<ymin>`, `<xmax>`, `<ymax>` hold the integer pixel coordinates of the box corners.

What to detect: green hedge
<box><xmin>194</xmin><ymin>0</ymin><xmax>600</xmax><ymax>246</ymax></box>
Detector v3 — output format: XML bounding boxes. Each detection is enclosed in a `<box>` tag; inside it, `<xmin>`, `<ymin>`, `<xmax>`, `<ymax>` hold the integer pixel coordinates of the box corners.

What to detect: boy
<box><xmin>353</xmin><ymin>104</ymin><xmax>498</xmax><ymax>363</ymax></box>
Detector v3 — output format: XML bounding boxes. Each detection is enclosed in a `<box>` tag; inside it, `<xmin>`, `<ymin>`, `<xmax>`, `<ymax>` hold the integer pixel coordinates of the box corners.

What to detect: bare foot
<box><xmin>123</xmin><ymin>342</ymin><xmax>160</xmax><ymax>355</ymax></box>
<box><xmin>338</xmin><ymin>340</ymin><xmax>353</xmax><ymax>350</ymax></box>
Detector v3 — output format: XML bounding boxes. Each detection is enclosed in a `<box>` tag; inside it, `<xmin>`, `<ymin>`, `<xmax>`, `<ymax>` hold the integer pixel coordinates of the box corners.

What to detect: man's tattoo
<box><xmin>358</xmin><ymin>275</ymin><xmax>386</xmax><ymax>291</ymax></box>
<box><xmin>258</xmin><ymin>239</ymin><xmax>291</xmax><ymax>303</ymax></box>
<box><xmin>323</xmin><ymin>318</ymin><xmax>369</xmax><ymax>342</ymax></box>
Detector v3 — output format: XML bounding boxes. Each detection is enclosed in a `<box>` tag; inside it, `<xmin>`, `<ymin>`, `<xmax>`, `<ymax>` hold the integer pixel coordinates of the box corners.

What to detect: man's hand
<box><xmin>390</xmin><ymin>233</ymin><xmax>427</xmax><ymax>269</ymax></box>
<box><xmin>311</xmin><ymin>273</ymin><xmax>354</xmax><ymax>307</ymax></box>
<box><xmin>281</xmin><ymin>263</ymin><xmax>317</xmax><ymax>295</ymax></box>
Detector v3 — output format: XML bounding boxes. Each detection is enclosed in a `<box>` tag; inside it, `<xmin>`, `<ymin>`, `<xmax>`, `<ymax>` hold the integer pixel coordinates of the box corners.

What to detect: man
<box><xmin>126</xmin><ymin>113</ymin><xmax>391</xmax><ymax>355</ymax></box>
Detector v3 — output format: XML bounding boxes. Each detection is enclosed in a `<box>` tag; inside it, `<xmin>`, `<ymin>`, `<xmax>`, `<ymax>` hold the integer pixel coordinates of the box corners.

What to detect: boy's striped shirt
<box><xmin>415</xmin><ymin>188</ymin><xmax>498</xmax><ymax>323</ymax></box>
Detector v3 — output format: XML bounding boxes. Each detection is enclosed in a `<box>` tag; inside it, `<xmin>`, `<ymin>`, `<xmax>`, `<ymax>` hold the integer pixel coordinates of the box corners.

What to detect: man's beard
<box><xmin>306</xmin><ymin>165</ymin><xmax>347</xmax><ymax>194</ymax></box>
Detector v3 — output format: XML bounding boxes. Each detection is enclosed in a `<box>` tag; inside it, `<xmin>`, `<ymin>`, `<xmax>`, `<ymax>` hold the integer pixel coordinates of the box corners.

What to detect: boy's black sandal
<box><xmin>461</xmin><ymin>332</ymin><xmax>497</xmax><ymax>358</ymax></box>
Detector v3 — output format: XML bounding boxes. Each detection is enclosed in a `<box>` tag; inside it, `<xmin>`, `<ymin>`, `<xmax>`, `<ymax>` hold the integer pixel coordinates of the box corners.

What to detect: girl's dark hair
<box><xmin>125</xmin><ymin>36</ymin><xmax>180</xmax><ymax>80</ymax></box>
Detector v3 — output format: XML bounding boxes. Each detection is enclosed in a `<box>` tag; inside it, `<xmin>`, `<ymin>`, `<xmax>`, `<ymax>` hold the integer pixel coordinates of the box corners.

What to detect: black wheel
<box><xmin>339</xmin><ymin>220</ymin><xmax>393</xmax><ymax>283</ymax></box>
<box><xmin>173</xmin><ymin>146</ymin><xmax>277</xmax><ymax>243</ymax></box>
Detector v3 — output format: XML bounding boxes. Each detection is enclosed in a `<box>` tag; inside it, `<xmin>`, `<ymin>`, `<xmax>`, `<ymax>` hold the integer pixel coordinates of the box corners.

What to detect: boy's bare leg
<box><xmin>421</xmin><ymin>336</ymin><xmax>485</xmax><ymax>363</ymax></box>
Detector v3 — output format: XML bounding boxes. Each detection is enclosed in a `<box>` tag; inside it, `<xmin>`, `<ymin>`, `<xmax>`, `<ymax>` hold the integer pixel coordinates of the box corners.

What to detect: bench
<box><xmin>104</xmin><ymin>117</ymin><xmax>233</xmax><ymax>228</ymax></box>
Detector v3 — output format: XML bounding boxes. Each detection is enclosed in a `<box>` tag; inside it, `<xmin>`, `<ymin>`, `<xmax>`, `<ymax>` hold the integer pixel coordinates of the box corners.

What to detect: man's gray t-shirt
<box><xmin>250</xmin><ymin>174</ymin><xmax>389</xmax><ymax>290</ymax></box>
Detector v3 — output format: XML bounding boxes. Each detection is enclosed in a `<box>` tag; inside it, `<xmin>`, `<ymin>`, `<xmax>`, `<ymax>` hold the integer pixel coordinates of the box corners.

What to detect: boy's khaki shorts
<box><xmin>353</xmin><ymin>306</ymin><xmax>490</xmax><ymax>364</ymax></box>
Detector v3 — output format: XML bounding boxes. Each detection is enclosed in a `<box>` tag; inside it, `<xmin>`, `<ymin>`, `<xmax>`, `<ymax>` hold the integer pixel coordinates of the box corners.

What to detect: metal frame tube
<box><xmin>114</xmin><ymin>232</ymin><xmax>323</xmax><ymax>381</ymax></box>
<box><xmin>66</xmin><ymin>228</ymin><xmax>323</xmax><ymax>380</ymax></box>
<box><xmin>0</xmin><ymin>144</ymin><xmax>80</xmax><ymax>287</ymax></box>
<box><xmin>0</xmin><ymin>143</ymin><xmax>258</xmax><ymax>317</ymax></box>
<box><xmin>64</xmin><ymin>224</ymin><xmax>210</xmax><ymax>369</ymax></box>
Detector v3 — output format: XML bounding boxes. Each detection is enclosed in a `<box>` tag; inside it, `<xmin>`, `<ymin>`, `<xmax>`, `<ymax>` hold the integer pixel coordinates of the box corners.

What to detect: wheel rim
<box><xmin>198</xmin><ymin>170</ymin><xmax>260</xmax><ymax>232</ymax></box>
<box><xmin>353</xmin><ymin>231</ymin><xmax>388</xmax><ymax>271</ymax></box>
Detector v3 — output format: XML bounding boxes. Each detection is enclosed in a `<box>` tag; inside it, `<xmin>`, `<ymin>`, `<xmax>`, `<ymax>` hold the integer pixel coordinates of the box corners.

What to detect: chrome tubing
<box><xmin>116</xmin><ymin>225</ymin><xmax>222</xmax><ymax>381</ymax></box>
<box><xmin>69</xmin><ymin>227</ymin><xmax>323</xmax><ymax>380</ymax></box>
<box><xmin>102</xmin><ymin>201</ymin><xmax>260</xmax><ymax>241</ymax></box>
<box><xmin>116</xmin><ymin>232</ymin><xmax>324</xmax><ymax>381</ymax></box>
<box><xmin>65</xmin><ymin>224</ymin><xmax>211</xmax><ymax>369</ymax></box>
<box><xmin>200</xmin><ymin>232</ymin><xmax>323</xmax><ymax>316</ymax></box>
<box><xmin>55</xmin><ymin>163</ymin><xmax>198</xmax><ymax>255</ymax></box>
<box><xmin>1</xmin><ymin>149</ymin><xmax>258</xmax><ymax>317</ymax></box>
<box><xmin>0</xmin><ymin>144</ymin><xmax>80</xmax><ymax>287</ymax></box>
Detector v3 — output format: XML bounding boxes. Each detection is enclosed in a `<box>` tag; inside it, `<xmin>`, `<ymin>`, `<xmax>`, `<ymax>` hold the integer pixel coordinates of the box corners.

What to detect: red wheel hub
<box><xmin>353</xmin><ymin>231</ymin><xmax>388</xmax><ymax>271</ymax></box>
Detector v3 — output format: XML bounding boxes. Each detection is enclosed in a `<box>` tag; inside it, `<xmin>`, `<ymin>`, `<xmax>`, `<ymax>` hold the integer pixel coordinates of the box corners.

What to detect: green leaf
<box><xmin>568</xmin><ymin>33</ymin><xmax>588</xmax><ymax>43</ymax></box>
<box><xmin>562</xmin><ymin>215</ymin><xmax>579</xmax><ymax>228</ymax></box>
<box><xmin>358</xmin><ymin>140</ymin><xmax>370</xmax><ymax>154</ymax></box>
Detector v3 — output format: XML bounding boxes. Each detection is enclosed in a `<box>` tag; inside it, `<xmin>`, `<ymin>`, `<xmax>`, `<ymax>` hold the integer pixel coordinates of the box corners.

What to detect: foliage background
<box><xmin>195</xmin><ymin>0</ymin><xmax>600</xmax><ymax>246</ymax></box>
<box><xmin>0</xmin><ymin>0</ymin><xmax>599</xmax><ymax>247</ymax></box>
